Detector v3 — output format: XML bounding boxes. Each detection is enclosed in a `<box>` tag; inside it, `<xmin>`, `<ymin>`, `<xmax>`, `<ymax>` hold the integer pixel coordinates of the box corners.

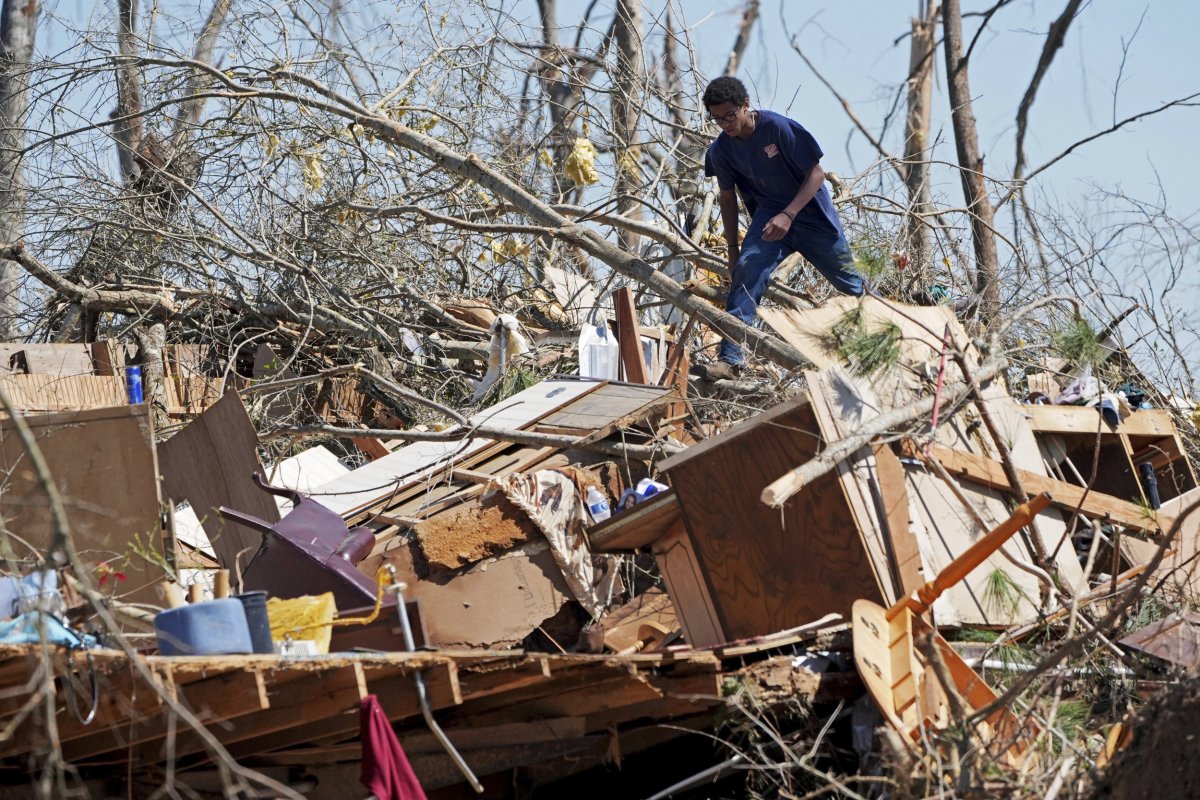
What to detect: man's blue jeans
<box><xmin>718</xmin><ymin>212</ymin><xmax>865</xmax><ymax>365</ymax></box>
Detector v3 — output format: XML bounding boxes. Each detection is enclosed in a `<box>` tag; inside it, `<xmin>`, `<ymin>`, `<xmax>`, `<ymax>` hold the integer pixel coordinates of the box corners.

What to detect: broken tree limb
<box><xmin>137</xmin><ymin>58</ymin><xmax>815</xmax><ymax>372</ymax></box>
<box><xmin>0</xmin><ymin>241</ymin><xmax>177</xmax><ymax>317</ymax></box>
<box><xmin>760</xmin><ymin>354</ymin><xmax>1007</xmax><ymax>508</ymax></box>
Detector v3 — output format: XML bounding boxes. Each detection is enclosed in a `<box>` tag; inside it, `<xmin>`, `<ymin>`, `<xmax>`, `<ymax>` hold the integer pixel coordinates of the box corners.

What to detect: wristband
<box><xmin>781</xmin><ymin>210</ymin><xmax>796</xmax><ymax>220</ymax></box>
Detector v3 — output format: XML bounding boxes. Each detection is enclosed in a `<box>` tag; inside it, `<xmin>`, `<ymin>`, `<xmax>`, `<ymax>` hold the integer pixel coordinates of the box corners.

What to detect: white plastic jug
<box><xmin>578</xmin><ymin>315</ymin><xmax>619</xmax><ymax>380</ymax></box>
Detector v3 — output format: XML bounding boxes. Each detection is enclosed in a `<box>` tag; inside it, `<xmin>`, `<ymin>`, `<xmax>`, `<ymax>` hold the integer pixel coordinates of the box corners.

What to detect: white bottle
<box><xmin>586</xmin><ymin>486</ymin><xmax>611</xmax><ymax>523</ymax></box>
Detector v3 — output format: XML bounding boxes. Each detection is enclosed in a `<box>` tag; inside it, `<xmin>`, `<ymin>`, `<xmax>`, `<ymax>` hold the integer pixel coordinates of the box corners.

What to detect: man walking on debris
<box><xmin>695</xmin><ymin>76</ymin><xmax>865</xmax><ymax>382</ymax></box>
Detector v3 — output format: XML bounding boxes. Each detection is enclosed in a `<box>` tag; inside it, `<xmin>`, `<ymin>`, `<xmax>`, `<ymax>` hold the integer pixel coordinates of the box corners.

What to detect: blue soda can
<box><xmin>125</xmin><ymin>365</ymin><xmax>144</xmax><ymax>404</ymax></box>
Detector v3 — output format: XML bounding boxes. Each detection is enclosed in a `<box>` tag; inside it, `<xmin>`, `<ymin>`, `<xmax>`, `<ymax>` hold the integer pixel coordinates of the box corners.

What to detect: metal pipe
<box><xmin>392</xmin><ymin>581</ymin><xmax>484</xmax><ymax>794</ymax></box>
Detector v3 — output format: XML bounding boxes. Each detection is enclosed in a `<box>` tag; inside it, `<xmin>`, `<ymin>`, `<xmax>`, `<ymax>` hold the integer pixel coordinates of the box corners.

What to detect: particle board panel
<box><xmin>358</xmin><ymin>539</ymin><xmax>574</xmax><ymax>649</ymax></box>
<box><xmin>903</xmin><ymin>466</ymin><xmax>1051</xmax><ymax>627</ymax></box>
<box><xmin>157</xmin><ymin>391</ymin><xmax>279</xmax><ymax>571</ymax></box>
<box><xmin>660</xmin><ymin>394</ymin><xmax>885</xmax><ymax>641</ymax></box>
<box><xmin>0</xmin><ymin>404</ymin><xmax>167</xmax><ymax>609</ymax></box>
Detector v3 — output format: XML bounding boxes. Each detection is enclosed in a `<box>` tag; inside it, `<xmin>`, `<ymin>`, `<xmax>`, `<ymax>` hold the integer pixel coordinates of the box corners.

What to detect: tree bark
<box><xmin>942</xmin><ymin>0</ymin><xmax>1001</xmax><ymax>329</ymax></box>
<box><xmin>0</xmin><ymin>0</ymin><xmax>39</xmax><ymax>340</ymax></box>
<box><xmin>903</xmin><ymin>5</ymin><xmax>936</xmax><ymax>270</ymax></box>
<box><xmin>611</xmin><ymin>0</ymin><xmax>643</xmax><ymax>253</ymax></box>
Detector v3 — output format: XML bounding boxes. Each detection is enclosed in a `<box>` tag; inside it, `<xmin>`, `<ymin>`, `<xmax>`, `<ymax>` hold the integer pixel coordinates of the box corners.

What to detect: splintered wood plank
<box><xmin>158</xmin><ymin>390</ymin><xmax>278</xmax><ymax>571</ymax></box>
<box><xmin>588</xmin><ymin>489</ymin><xmax>681</xmax><ymax>552</ymax></box>
<box><xmin>583</xmin><ymin>672</ymin><xmax>722</xmax><ymax>733</ymax></box>
<box><xmin>147</xmin><ymin>664</ymin><xmax>369</xmax><ymax>764</ymax></box>
<box><xmin>659</xmin><ymin>394</ymin><xmax>884</xmax><ymax>642</ymax></box>
<box><xmin>930</xmin><ymin>443</ymin><xmax>1170</xmax><ymax>534</ymax></box>
<box><xmin>221</xmin><ymin>661</ymin><xmax>460</xmax><ymax>760</ymax></box>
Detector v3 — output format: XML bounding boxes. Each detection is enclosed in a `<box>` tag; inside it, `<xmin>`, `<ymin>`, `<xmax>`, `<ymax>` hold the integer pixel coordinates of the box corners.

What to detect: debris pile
<box><xmin>0</xmin><ymin>295</ymin><xmax>1197</xmax><ymax>798</ymax></box>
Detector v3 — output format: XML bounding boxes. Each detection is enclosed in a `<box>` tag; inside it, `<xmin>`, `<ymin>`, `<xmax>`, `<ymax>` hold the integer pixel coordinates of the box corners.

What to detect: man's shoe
<box><xmin>692</xmin><ymin>361</ymin><xmax>742</xmax><ymax>382</ymax></box>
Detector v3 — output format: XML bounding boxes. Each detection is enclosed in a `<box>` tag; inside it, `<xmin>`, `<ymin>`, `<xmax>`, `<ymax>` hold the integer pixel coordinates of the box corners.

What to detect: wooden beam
<box><xmin>929</xmin><ymin>444</ymin><xmax>1172</xmax><ymax>534</ymax></box>
<box><xmin>614</xmin><ymin>287</ymin><xmax>650</xmax><ymax>384</ymax></box>
<box><xmin>64</xmin><ymin>668</ymin><xmax>269</xmax><ymax>763</ymax></box>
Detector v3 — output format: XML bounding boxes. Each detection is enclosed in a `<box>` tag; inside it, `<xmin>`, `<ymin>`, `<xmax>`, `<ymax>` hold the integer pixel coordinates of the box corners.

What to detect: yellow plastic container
<box><xmin>266</xmin><ymin>592</ymin><xmax>336</xmax><ymax>654</ymax></box>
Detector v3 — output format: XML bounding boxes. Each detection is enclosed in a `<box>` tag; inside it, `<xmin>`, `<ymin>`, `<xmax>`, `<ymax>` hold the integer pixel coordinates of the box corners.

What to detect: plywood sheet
<box><xmin>0</xmin><ymin>405</ymin><xmax>166</xmax><ymax>608</ymax></box>
<box><xmin>1121</xmin><ymin>487</ymin><xmax>1200</xmax><ymax>596</ymax></box>
<box><xmin>535</xmin><ymin>382</ymin><xmax>668</xmax><ymax>434</ymax></box>
<box><xmin>660</xmin><ymin>394</ymin><xmax>884</xmax><ymax>640</ymax></box>
<box><xmin>157</xmin><ymin>391</ymin><xmax>278</xmax><ymax>571</ymax></box>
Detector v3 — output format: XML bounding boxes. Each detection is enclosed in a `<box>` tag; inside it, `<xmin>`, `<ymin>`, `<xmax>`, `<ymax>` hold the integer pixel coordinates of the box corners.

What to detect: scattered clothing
<box><xmin>360</xmin><ymin>694</ymin><xmax>427</xmax><ymax>800</ymax></box>
<box><xmin>501</xmin><ymin>470</ymin><xmax>617</xmax><ymax>618</ymax></box>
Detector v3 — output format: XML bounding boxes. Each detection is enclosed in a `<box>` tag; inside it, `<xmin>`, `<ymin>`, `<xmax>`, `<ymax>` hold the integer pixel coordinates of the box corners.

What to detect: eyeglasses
<box><xmin>707</xmin><ymin>109</ymin><xmax>741</xmax><ymax>125</ymax></box>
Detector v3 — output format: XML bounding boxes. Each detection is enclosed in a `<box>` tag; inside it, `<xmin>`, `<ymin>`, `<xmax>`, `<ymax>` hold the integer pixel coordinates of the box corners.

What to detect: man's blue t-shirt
<box><xmin>703</xmin><ymin>110</ymin><xmax>842</xmax><ymax>238</ymax></box>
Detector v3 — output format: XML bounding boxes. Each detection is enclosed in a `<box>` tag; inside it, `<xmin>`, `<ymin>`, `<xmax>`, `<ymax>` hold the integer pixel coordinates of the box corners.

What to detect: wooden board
<box><xmin>0</xmin><ymin>405</ymin><xmax>167</xmax><ymax>609</ymax></box>
<box><xmin>1121</xmin><ymin>487</ymin><xmax>1200</xmax><ymax>596</ymax></box>
<box><xmin>614</xmin><ymin>287</ymin><xmax>650</xmax><ymax>384</ymax></box>
<box><xmin>873</xmin><ymin>443</ymin><xmax>924</xmax><ymax>595</ymax></box>
<box><xmin>534</xmin><ymin>382</ymin><xmax>668</xmax><ymax>436</ymax></box>
<box><xmin>931</xmin><ymin>443</ymin><xmax>1171</xmax><ymax>535</ymax></box>
<box><xmin>13</xmin><ymin>343</ymin><xmax>95</xmax><ymax>376</ymax></box>
<box><xmin>588</xmin><ymin>489</ymin><xmax>681</xmax><ymax>552</ymax></box>
<box><xmin>1022</xmin><ymin>404</ymin><xmax>1179</xmax><ymax>438</ymax></box>
<box><xmin>0</xmin><ymin>375</ymin><xmax>126</xmax><ymax>414</ymax></box>
<box><xmin>659</xmin><ymin>393</ymin><xmax>884</xmax><ymax>641</ymax></box>
<box><xmin>157</xmin><ymin>391</ymin><xmax>279</xmax><ymax>571</ymax></box>
<box><xmin>652</xmin><ymin>520</ymin><xmax>724</xmax><ymax>647</ymax></box>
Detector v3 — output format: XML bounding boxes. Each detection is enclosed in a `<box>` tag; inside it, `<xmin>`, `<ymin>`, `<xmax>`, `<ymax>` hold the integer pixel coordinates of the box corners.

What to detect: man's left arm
<box><xmin>760</xmin><ymin>163</ymin><xmax>824</xmax><ymax>243</ymax></box>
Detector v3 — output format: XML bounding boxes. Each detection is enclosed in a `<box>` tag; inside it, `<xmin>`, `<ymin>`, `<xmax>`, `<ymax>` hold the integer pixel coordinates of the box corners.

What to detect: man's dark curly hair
<box><xmin>702</xmin><ymin>76</ymin><xmax>749</xmax><ymax>109</ymax></box>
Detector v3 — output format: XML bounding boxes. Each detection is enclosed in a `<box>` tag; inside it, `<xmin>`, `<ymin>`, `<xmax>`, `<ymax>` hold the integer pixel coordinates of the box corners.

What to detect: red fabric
<box><xmin>360</xmin><ymin>694</ymin><xmax>427</xmax><ymax>800</ymax></box>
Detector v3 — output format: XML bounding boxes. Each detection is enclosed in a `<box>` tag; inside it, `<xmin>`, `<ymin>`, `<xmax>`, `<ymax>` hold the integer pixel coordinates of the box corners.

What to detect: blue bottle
<box><xmin>125</xmin><ymin>365</ymin><xmax>144</xmax><ymax>404</ymax></box>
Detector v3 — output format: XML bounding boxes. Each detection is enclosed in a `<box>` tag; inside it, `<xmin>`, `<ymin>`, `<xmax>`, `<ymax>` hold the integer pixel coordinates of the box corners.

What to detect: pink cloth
<box><xmin>360</xmin><ymin>694</ymin><xmax>427</xmax><ymax>800</ymax></box>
